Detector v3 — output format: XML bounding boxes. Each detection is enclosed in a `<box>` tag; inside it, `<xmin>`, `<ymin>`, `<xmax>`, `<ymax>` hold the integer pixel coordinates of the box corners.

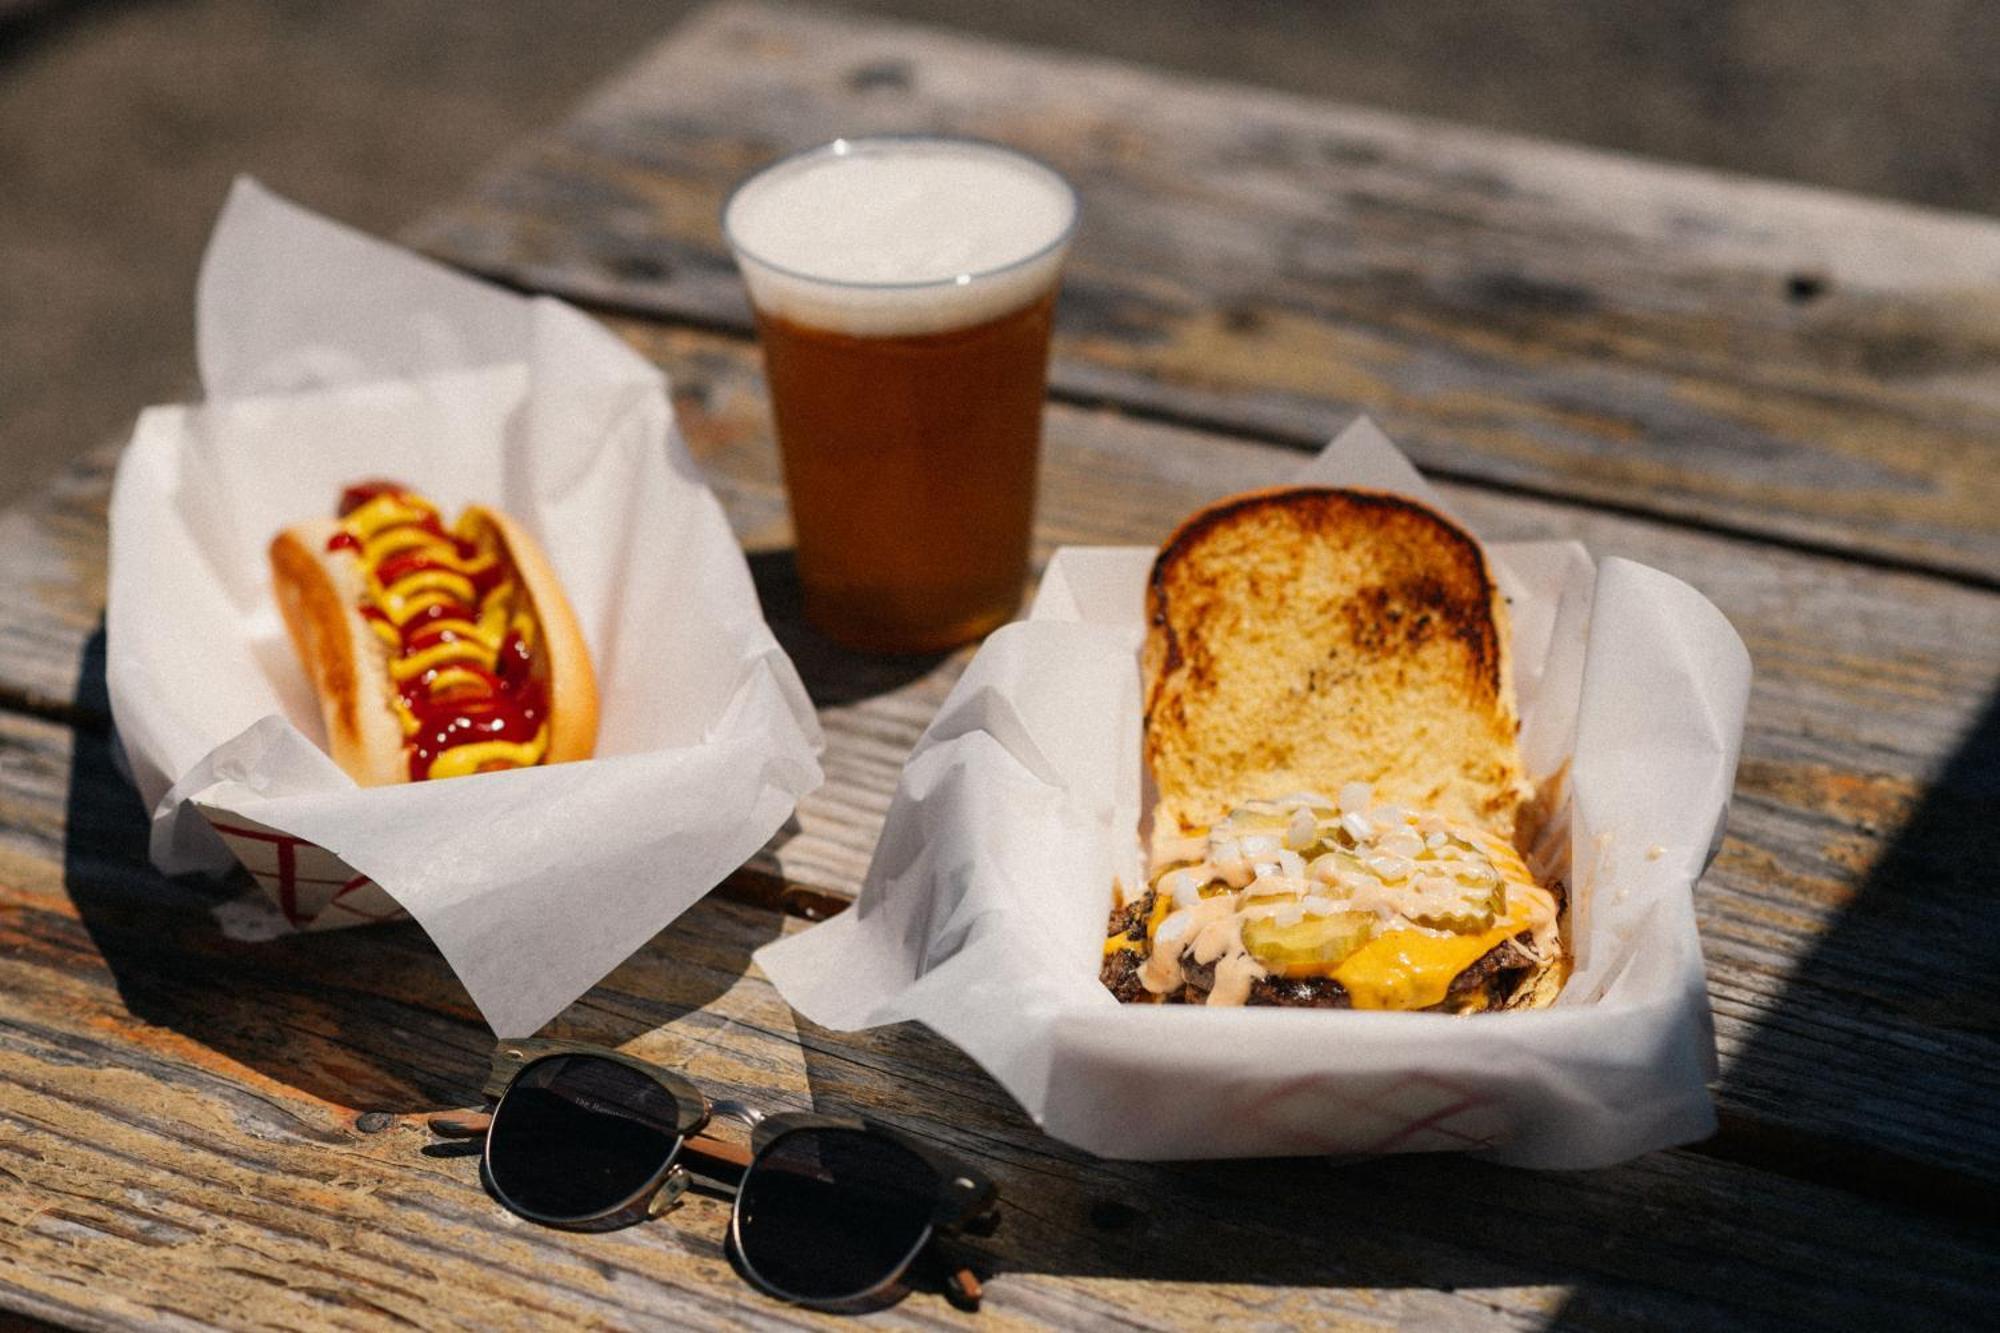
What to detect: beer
<box><xmin>724</xmin><ymin>138</ymin><xmax>1077</xmax><ymax>653</ymax></box>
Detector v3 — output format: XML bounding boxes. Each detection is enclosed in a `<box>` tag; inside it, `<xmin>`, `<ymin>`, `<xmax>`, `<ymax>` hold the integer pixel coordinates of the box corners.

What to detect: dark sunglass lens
<box><xmin>486</xmin><ymin>1055</ymin><xmax>684</xmax><ymax>1222</ymax></box>
<box><xmin>735</xmin><ymin>1128</ymin><xmax>938</xmax><ymax>1303</ymax></box>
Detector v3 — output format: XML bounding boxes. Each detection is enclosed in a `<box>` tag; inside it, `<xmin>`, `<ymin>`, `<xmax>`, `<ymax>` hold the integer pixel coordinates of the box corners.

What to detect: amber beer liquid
<box><xmin>753</xmin><ymin>293</ymin><xmax>1055</xmax><ymax>651</ymax></box>
<box><xmin>724</xmin><ymin>138</ymin><xmax>1077</xmax><ymax>653</ymax></box>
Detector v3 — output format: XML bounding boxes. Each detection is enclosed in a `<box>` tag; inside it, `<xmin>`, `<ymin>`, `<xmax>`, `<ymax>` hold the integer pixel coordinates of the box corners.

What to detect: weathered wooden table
<box><xmin>3</xmin><ymin>3</ymin><xmax>1996</xmax><ymax>1327</ymax></box>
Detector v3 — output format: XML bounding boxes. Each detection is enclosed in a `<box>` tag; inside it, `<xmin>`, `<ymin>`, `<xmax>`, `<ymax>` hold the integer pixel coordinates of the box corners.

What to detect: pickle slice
<box><xmin>1242</xmin><ymin>911</ymin><xmax>1376</xmax><ymax>978</ymax></box>
<box><xmin>1306</xmin><ymin>845</ymin><xmax>1367</xmax><ymax>883</ymax></box>
<box><xmin>1406</xmin><ymin>882</ymin><xmax>1506</xmax><ymax>933</ymax></box>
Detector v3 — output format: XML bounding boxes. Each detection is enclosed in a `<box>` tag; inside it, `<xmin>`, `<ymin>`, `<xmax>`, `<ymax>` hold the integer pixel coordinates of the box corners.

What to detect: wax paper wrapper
<box><xmin>758</xmin><ymin>419</ymin><xmax>1749</xmax><ymax>1167</ymax></box>
<box><xmin>105</xmin><ymin>179</ymin><xmax>823</xmax><ymax>1038</ymax></box>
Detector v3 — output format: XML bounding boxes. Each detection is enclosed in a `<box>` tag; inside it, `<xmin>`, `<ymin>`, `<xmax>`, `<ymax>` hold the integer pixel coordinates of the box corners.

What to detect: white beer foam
<box><xmin>725</xmin><ymin>139</ymin><xmax>1076</xmax><ymax>338</ymax></box>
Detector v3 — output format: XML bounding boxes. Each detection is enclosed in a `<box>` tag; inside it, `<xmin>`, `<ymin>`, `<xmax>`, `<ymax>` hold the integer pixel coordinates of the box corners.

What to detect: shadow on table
<box><xmin>745</xmin><ymin>548</ymin><xmax>950</xmax><ymax>706</ymax></box>
<box><xmin>60</xmin><ymin>622</ymin><xmax>782</xmax><ymax>1118</ymax></box>
<box><xmin>788</xmin><ymin>1016</ymin><xmax>1673</xmax><ymax>1311</ymax></box>
<box><xmin>0</xmin><ymin>0</ymin><xmax>122</xmax><ymax>54</ymax></box>
<box><xmin>782</xmin><ymin>688</ymin><xmax>2000</xmax><ymax>1324</ymax></box>
<box><xmin>1546</xmin><ymin>683</ymin><xmax>2000</xmax><ymax>1324</ymax></box>
<box><xmin>1726</xmin><ymin>679</ymin><xmax>2000</xmax><ymax>1192</ymax></box>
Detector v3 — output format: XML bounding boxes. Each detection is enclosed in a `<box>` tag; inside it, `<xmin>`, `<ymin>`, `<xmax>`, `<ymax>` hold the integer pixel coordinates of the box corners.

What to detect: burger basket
<box><xmin>756</xmin><ymin>419</ymin><xmax>1750</xmax><ymax>1168</ymax></box>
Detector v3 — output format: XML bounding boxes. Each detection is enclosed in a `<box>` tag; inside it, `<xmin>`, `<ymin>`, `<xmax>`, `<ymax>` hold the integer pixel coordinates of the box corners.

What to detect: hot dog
<box><xmin>269</xmin><ymin>480</ymin><xmax>598</xmax><ymax>786</ymax></box>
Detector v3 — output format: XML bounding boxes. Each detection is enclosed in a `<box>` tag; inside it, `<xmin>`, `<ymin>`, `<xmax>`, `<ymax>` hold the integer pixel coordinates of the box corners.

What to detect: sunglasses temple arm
<box><xmin>679</xmin><ymin>1131</ymin><xmax>754</xmax><ymax>1174</ymax></box>
<box><xmin>947</xmin><ymin>1266</ymin><xmax>983</xmax><ymax>1310</ymax></box>
<box><xmin>429</xmin><ymin>1108</ymin><xmax>494</xmax><ymax>1139</ymax></box>
<box><xmin>429</xmin><ymin>1112</ymin><xmax>751</xmax><ymax>1167</ymax></box>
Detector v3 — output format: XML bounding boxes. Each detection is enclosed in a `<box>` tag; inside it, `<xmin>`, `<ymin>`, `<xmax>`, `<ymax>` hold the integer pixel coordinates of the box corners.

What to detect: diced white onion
<box><xmin>1239</xmin><ymin>833</ymin><xmax>1280</xmax><ymax>858</ymax></box>
<box><xmin>1377</xmin><ymin>828</ymin><xmax>1424</xmax><ymax>859</ymax></box>
<box><xmin>1338</xmin><ymin>781</ymin><xmax>1373</xmax><ymax>814</ymax></box>
<box><xmin>1365</xmin><ymin>854</ymin><xmax>1413</xmax><ymax>882</ymax></box>
<box><xmin>1284</xmin><ymin>805</ymin><xmax>1319</xmax><ymax>850</ymax></box>
<box><xmin>1244</xmin><ymin>877</ymin><xmax>1304</xmax><ymax>903</ymax></box>
<box><xmin>1307</xmin><ymin>853</ymin><xmax>1344</xmax><ymax>884</ymax></box>
<box><xmin>1340</xmin><ymin>811</ymin><xmax>1374</xmax><ymax>842</ymax></box>
<box><xmin>1211</xmin><ymin>838</ymin><xmax>1250</xmax><ymax>887</ymax></box>
<box><xmin>1160</xmin><ymin>867</ymin><xmax>1207</xmax><ymax>908</ymax></box>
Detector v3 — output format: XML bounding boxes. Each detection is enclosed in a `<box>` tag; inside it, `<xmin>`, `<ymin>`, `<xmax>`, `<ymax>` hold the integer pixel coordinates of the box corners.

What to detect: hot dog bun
<box><xmin>271</xmin><ymin>518</ymin><xmax>409</xmax><ymax>786</ymax></box>
<box><xmin>269</xmin><ymin>486</ymin><xmax>597</xmax><ymax>786</ymax></box>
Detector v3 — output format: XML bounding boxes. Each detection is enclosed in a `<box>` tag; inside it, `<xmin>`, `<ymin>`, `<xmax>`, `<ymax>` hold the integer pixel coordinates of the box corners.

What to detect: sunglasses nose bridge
<box><xmin>709</xmin><ymin>1098</ymin><xmax>767</xmax><ymax>1129</ymax></box>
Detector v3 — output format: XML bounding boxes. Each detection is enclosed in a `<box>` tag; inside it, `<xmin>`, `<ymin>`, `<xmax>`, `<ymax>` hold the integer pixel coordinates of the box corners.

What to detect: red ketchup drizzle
<box><xmin>338</xmin><ymin>480</ymin><xmax>408</xmax><ymax>517</ymax></box>
<box><xmin>405</xmin><ymin>680</ymin><xmax>545</xmax><ymax>782</ymax></box>
<box><xmin>324</xmin><ymin>482</ymin><xmax>545</xmax><ymax>782</ymax></box>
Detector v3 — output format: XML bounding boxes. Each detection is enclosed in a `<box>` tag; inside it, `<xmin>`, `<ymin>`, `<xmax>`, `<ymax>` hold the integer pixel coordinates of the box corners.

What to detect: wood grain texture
<box><xmin>0</xmin><ymin>442</ymin><xmax>109</xmax><ymax>724</ymax></box>
<box><xmin>2</xmin><ymin>318</ymin><xmax>1996</xmax><ymax>1220</ymax></box>
<box><xmin>1</xmin><ymin>703</ymin><xmax>1995</xmax><ymax>1330</ymax></box>
<box><xmin>409</xmin><ymin>0</ymin><xmax>2000</xmax><ymax>583</ymax></box>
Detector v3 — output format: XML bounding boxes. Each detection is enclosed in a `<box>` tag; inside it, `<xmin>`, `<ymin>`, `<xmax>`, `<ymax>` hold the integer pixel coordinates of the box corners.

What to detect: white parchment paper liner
<box><xmin>106</xmin><ymin>179</ymin><xmax>824</xmax><ymax>1037</ymax></box>
<box><xmin>758</xmin><ymin>419</ymin><xmax>1749</xmax><ymax>1167</ymax></box>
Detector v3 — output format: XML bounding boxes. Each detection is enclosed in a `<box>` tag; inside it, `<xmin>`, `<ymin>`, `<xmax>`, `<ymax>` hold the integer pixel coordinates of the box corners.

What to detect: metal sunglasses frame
<box><xmin>438</xmin><ymin>1038</ymin><xmax>998</xmax><ymax>1310</ymax></box>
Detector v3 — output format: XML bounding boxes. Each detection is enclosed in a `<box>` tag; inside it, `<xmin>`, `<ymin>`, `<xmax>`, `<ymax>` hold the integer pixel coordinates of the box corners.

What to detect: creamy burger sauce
<box><xmin>1108</xmin><ymin>785</ymin><xmax>1559</xmax><ymax>1009</ymax></box>
<box><xmin>324</xmin><ymin>481</ymin><xmax>550</xmax><ymax>781</ymax></box>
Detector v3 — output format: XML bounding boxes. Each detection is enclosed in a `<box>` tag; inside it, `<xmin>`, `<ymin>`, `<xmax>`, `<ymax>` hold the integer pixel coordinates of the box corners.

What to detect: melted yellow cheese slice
<box><xmin>1331</xmin><ymin>923</ymin><xmax>1521</xmax><ymax>1010</ymax></box>
<box><xmin>1333</xmin><ymin>830</ymin><xmax>1539</xmax><ymax>1009</ymax></box>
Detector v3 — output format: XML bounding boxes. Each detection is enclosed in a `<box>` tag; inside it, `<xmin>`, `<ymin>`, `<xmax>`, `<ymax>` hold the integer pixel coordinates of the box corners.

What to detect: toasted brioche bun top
<box><xmin>1143</xmin><ymin>486</ymin><xmax>1528</xmax><ymax>839</ymax></box>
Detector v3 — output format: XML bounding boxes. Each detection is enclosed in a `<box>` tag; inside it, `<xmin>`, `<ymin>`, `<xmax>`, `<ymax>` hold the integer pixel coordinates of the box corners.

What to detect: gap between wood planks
<box><xmin>469</xmin><ymin>276</ymin><xmax>2000</xmax><ymax>598</ymax></box>
<box><xmin>0</xmin><ymin>685</ymin><xmax>98</xmax><ymax>733</ymax></box>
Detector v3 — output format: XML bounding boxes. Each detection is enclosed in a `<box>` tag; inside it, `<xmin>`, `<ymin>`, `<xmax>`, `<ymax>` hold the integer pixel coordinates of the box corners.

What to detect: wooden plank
<box><xmin>3</xmin><ymin>319</ymin><xmax>1996</xmax><ymax>1212</ymax></box>
<box><xmin>0</xmin><ymin>440</ymin><xmax>108</xmax><ymax>724</ymax></box>
<box><xmin>1</xmin><ymin>704</ymin><xmax>1995</xmax><ymax>1329</ymax></box>
<box><xmin>409</xmin><ymin>0</ymin><xmax>2000</xmax><ymax>584</ymax></box>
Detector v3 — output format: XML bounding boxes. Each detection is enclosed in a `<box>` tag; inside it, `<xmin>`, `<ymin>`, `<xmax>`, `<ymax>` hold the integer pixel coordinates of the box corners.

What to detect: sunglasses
<box><xmin>428</xmin><ymin>1039</ymin><xmax>999</xmax><ymax>1312</ymax></box>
